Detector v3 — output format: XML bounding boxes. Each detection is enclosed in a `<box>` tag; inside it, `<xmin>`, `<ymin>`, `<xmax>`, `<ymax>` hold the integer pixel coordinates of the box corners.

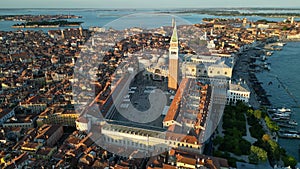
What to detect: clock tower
<box><xmin>168</xmin><ymin>19</ymin><xmax>179</xmax><ymax>90</ymax></box>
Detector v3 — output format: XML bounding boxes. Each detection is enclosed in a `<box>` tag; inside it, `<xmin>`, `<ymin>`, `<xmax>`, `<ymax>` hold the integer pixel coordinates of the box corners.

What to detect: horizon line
<box><xmin>1</xmin><ymin>7</ymin><xmax>300</xmax><ymax>10</ymax></box>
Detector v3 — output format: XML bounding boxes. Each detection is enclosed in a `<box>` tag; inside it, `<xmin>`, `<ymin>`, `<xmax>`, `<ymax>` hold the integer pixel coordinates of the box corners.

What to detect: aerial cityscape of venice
<box><xmin>1</xmin><ymin>0</ymin><xmax>300</xmax><ymax>168</ymax></box>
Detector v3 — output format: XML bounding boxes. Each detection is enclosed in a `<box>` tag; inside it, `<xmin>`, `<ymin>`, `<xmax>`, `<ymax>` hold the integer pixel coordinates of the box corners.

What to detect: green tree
<box><xmin>253</xmin><ymin>110</ymin><xmax>262</xmax><ymax>119</ymax></box>
<box><xmin>213</xmin><ymin>150</ymin><xmax>224</xmax><ymax>157</ymax></box>
<box><xmin>268</xmin><ymin>139</ymin><xmax>281</xmax><ymax>161</ymax></box>
<box><xmin>239</xmin><ymin>139</ymin><xmax>251</xmax><ymax>155</ymax></box>
<box><xmin>236</xmin><ymin>101</ymin><xmax>248</xmax><ymax>113</ymax></box>
<box><xmin>248</xmin><ymin>145</ymin><xmax>268</xmax><ymax>164</ymax></box>
<box><xmin>213</xmin><ymin>136</ymin><xmax>224</xmax><ymax>146</ymax></box>
<box><xmin>247</xmin><ymin>109</ymin><xmax>254</xmax><ymax>116</ymax></box>
<box><xmin>249</xmin><ymin>124</ymin><xmax>265</xmax><ymax>139</ymax></box>
<box><xmin>265</xmin><ymin>116</ymin><xmax>279</xmax><ymax>132</ymax></box>
<box><xmin>260</xmin><ymin>107</ymin><xmax>267</xmax><ymax>118</ymax></box>
<box><xmin>282</xmin><ymin>155</ymin><xmax>297</xmax><ymax>168</ymax></box>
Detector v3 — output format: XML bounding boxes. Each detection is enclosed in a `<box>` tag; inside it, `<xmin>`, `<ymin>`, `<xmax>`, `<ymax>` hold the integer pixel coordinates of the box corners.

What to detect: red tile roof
<box><xmin>164</xmin><ymin>78</ymin><xmax>189</xmax><ymax>122</ymax></box>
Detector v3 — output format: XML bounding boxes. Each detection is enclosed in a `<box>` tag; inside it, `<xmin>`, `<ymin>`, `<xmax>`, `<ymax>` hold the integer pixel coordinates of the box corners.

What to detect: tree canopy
<box><xmin>249</xmin><ymin>145</ymin><xmax>268</xmax><ymax>164</ymax></box>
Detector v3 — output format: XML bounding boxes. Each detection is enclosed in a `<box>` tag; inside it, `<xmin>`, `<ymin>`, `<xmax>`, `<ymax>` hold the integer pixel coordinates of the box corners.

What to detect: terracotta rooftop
<box><xmin>163</xmin><ymin>78</ymin><xmax>189</xmax><ymax>122</ymax></box>
<box><xmin>35</xmin><ymin>124</ymin><xmax>62</xmax><ymax>140</ymax></box>
<box><xmin>165</xmin><ymin>132</ymin><xmax>198</xmax><ymax>144</ymax></box>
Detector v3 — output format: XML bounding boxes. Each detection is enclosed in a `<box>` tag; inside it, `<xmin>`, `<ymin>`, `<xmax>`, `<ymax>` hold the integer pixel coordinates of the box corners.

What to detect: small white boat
<box><xmin>276</xmin><ymin>42</ymin><xmax>286</xmax><ymax>47</ymax></box>
<box><xmin>277</xmin><ymin>107</ymin><xmax>291</xmax><ymax>113</ymax></box>
<box><xmin>272</xmin><ymin>117</ymin><xmax>281</xmax><ymax>121</ymax></box>
<box><xmin>281</xmin><ymin>133</ymin><xmax>300</xmax><ymax>139</ymax></box>
<box><xmin>266</xmin><ymin>51</ymin><xmax>273</xmax><ymax>56</ymax></box>
<box><xmin>274</xmin><ymin>112</ymin><xmax>291</xmax><ymax>117</ymax></box>
<box><xmin>288</xmin><ymin>120</ymin><xmax>298</xmax><ymax>126</ymax></box>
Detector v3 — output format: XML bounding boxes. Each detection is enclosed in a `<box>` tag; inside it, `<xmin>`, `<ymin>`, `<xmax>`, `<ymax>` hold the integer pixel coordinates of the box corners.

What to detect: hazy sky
<box><xmin>0</xmin><ymin>0</ymin><xmax>299</xmax><ymax>8</ymax></box>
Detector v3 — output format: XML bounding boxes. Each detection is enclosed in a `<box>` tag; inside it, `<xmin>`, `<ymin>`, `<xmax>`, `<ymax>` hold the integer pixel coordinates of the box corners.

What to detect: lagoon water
<box><xmin>0</xmin><ymin>9</ymin><xmax>287</xmax><ymax>31</ymax></box>
<box><xmin>256</xmin><ymin>42</ymin><xmax>300</xmax><ymax>161</ymax></box>
<box><xmin>1</xmin><ymin>8</ymin><xmax>300</xmax><ymax>161</ymax></box>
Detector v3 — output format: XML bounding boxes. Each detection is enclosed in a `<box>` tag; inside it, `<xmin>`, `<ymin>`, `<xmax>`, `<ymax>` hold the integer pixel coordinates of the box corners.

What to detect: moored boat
<box><xmin>273</xmin><ymin>112</ymin><xmax>291</xmax><ymax>117</ymax></box>
<box><xmin>288</xmin><ymin>120</ymin><xmax>298</xmax><ymax>126</ymax></box>
<box><xmin>277</xmin><ymin>107</ymin><xmax>291</xmax><ymax>113</ymax></box>
<box><xmin>278</xmin><ymin>123</ymin><xmax>296</xmax><ymax>129</ymax></box>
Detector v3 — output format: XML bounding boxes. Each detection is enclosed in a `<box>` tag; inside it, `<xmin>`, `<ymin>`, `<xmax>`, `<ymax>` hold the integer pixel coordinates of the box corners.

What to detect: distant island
<box><xmin>202</xmin><ymin>18</ymin><xmax>278</xmax><ymax>23</ymax></box>
<box><xmin>0</xmin><ymin>14</ymin><xmax>82</xmax><ymax>22</ymax></box>
<box><xmin>166</xmin><ymin>9</ymin><xmax>300</xmax><ymax>18</ymax></box>
<box><xmin>12</xmin><ymin>20</ymin><xmax>83</xmax><ymax>28</ymax></box>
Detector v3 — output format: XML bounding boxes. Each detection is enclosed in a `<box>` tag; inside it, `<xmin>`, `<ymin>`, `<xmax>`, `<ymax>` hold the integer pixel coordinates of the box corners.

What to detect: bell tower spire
<box><xmin>168</xmin><ymin>18</ymin><xmax>179</xmax><ymax>90</ymax></box>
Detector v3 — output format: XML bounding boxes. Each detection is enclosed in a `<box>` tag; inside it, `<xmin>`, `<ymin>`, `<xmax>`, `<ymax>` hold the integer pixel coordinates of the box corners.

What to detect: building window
<box><xmin>210</xmin><ymin>71</ymin><xmax>212</xmax><ymax>73</ymax></box>
<box><xmin>225</xmin><ymin>71</ymin><xmax>227</xmax><ymax>75</ymax></box>
<box><xmin>217</xmin><ymin>71</ymin><xmax>220</xmax><ymax>74</ymax></box>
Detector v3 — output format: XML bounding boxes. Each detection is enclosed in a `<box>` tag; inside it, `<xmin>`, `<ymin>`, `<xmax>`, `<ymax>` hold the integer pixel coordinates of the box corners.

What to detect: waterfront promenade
<box><xmin>232</xmin><ymin>46</ymin><xmax>264</xmax><ymax>109</ymax></box>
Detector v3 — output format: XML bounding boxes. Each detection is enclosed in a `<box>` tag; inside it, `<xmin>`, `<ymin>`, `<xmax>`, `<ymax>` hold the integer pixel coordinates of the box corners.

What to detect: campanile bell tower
<box><xmin>168</xmin><ymin>19</ymin><xmax>179</xmax><ymax>90</ymax></box>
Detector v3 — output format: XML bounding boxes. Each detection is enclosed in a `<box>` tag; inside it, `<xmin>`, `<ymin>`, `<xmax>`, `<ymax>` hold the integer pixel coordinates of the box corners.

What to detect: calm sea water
<box><xmin>0</xmin><ymin>9</ymin><xmax>287</xmax><ymax>31</ymax></box>
<box><xmin>1</xmin><ymin>8</ymin><xmax>300</xmax><ymax>161</ymax></box>
<box><xmin>256</xmin><ymin>42</ymin><xmax>300</xmax><ymax>161</ymax></box>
